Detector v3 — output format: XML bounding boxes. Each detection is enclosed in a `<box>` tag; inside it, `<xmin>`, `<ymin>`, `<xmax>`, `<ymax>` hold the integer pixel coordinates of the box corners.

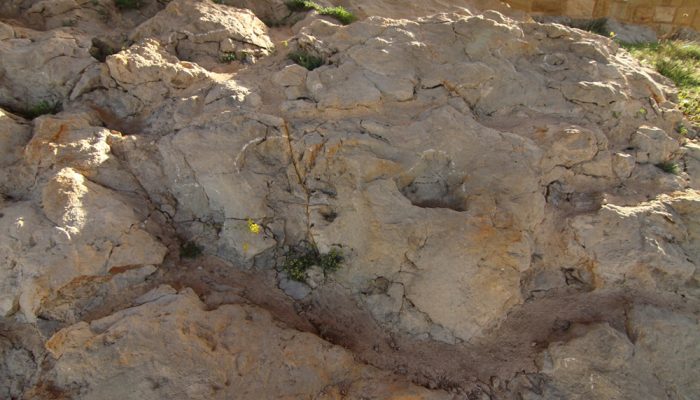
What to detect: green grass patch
<box><xmin>23</xmin><ymin>100</ymin><xmax>61</xmax><ymax>119</ymax></box>
<box><xmin>288</xmin><ymin>50</ymin><xmax>324</xmax><ymax>70</ymax></box>
<box><xmin>285</xmin><ymin>0</ymin><xmax>356</xmax><ymax>25</ymax></box>
<box><xmin>636</xmin><ymin>107</ymin><xmax>648</xmax><ymax>118</ymax></box>
<box><xmin>318</xmin><ymin>6</ymin><xmax>355</xmax><ymax>24</ymax></box>
<box><xmin>283</xmin><ymin>245</ymin><xmax>343</xmax><ymax>282</ymax></box>
<box><xmin>656</xmin><ymin>59</ymin><xmax>700</xmax><ymax>87</ymax></box>
<box><xmin>655</xmin><ymin>161</ymin><xmax>681</xmax><ymax>175</ymax></box>
<box><xmin>622</xmin><ymin>41</ymin><xmax>700</xmax><ymax>125</ymax></box>
<box><xmin>667</xmin><ymin>41</ymin><xmax>700</xmax><ymax>61</ymax></box>
<box><xmin>678</xmin><ymin>90</ymin><xmax>700</xmax><ymax>124</ymax></box>
<box><xmin>219</xmin><ymin>52</ymin><xmax>237</xmax><ymax>63</ymax></box>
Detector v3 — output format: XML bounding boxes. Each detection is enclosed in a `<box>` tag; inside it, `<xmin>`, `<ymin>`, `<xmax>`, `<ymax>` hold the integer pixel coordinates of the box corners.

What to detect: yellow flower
<box><xmin>247</xmin><ymin>218</ymin><xmax>261</xmax><ymax>234</ymax></box>
<box><xmin>609</xmin><ymin>31</ymin><xmax>616</xmax><ymax>38</ymax></box>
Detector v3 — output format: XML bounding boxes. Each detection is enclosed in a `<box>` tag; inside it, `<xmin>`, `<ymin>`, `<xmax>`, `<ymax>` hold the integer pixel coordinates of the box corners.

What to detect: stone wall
<box><xmin>504</xmin><ymin>0</ymin><xmax>700</xmax><ymax>35</ymax></box>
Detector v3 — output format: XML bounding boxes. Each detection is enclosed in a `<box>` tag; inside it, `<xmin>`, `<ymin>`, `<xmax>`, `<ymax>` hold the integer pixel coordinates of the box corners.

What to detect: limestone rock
<box><xmin>112</xmin><ymin>8</ymin><xmax>689</xmax><ymax>345</ymax></box>
<box><xmin>0</xmin><ymin>109</ymin><xmax>31</xmax><ymax>167</ymax></box>
<box><xmin>0</xmin><ymin>167</ymin><xmax>166</xmax><ymax>321</ymax></box>
<box><xmin>0</xmin><ymin>334</ymin><xmax>37</xmax><ymax>399</ymax></box>
<box><xmin>630</xmin><ymin>125</ymin><xmax>679</xmax><ymax>164</ymax></box>
<box><xmin>0</xmin><ymin>1</ymin><xmax>698</xmax><ymax>398</ymax></box>
<box><xmin>103</xmin><ymin>38</ymin><xmax>213</xmax><ymax>116</ymax></box>
<box><xmin>570</xmin><ymin>190</ymin><xmax>699</xmax><ymax>294</ymax></box>
<box><xmin>627</xmin><ymin>304</ymin><xmax>700</xmax><ymax>398</ymax></box>
<box><xmin>25</xmin><ymin>0</ymin><xmax>109</xmax><ymax>32</ymax></box>
<box><xmin>0</xmin><ymin>108</ymin><xmax>34</xmax><ymax>197</ymax></box>
<box><xmin>344</xmin><ymin>0</ymin><xmax>519</xmax><ymax>20</ymax></box>
<box><xmin>21</xmin><ymin>0</ymin><xmax>163</xmax><ymax>33</ymax></box>
<box><xmin>536</xmin><ymin>323</ymin><xmax>661</xmax><ymax>399</ymax></box>
<box><xmin>278</xmin><ymin>275</ymin><xmax>312</xmax><ymax>299</ymax></box>
<box><xmin>24</xmin><ymin>114</ymin><xmax>137</xmax><ymax>189</ymax></box>
<box><xmin>44</xmin><ymin>287</ymin><xmax>450</xmax><ymax>400</ymax></box>
<box><xmin>272</xmin><ymin>63</ymin><xmax>308</xmax><ymax>86</ymax></box>
<box><xmin>611</xmin><ymin>152</ymin><xmax>635</xmax><ymax>179</ymax></box>
<box><xmin>0</xmin><ymin>28</ymin><xmax>96</xmax><ymax>112</ymax></box>
<box><xmin>130</xmin><ymin>0</ymin><xmax>273</xmax><ymax>66</ymax></box>
<box><xmin>685</xmin><ymin>142</ymin><xmax>700</xmax><ymax>189</ymax></box>
<box><xmin>560</xmin><ymin>81</ymin><xmax>622</xmax><ymax>106</ymax></box>
<box><xmin>212</xmin><ymin>0</ymin><xmax>290</xmax><ymax>25</ymax></box>
<box><xmin>0</xmin><ymin>21</ymin><xmax>14</xmax><ymax>40</ymax></box>
<box><xmin>531</xmin><ymin>305</ymin><xmax>700</xmax><ymax>399</ymax></box>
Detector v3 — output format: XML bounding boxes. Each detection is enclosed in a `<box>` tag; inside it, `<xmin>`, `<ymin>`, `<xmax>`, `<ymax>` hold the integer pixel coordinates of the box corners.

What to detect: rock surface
<box><xmin>43</xmin><ymin>286</ymin><xmax>449</xmax><ymax>399</ymax></box>
<box><xmin>130</xmin><ymin>0</ymin><xmax>274</xmax><ymax>66</ymax></box>
<box><xmin>0</xmin><ymin>0</ymin><xmax>699</xmax><ymax>398</ymax></box>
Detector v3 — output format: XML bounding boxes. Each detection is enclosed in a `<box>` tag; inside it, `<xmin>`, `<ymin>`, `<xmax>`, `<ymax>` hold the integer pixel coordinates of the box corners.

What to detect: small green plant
<box><xmin>318</xmin><ymin>6</ymin><xmax>355</xmax><ymax>24</ymax></box>
<box><xmin>655</xmin><ymin>161</ymin><xmax>681</xmax><ymax>175</ymax></box>
<box><xmin>62</xmin><ymin>19</ymin><xmax>77</xmax><ymax>27</ymax></box>
<box><xmin>212</xmin><ymin>0</ymin><xmax>226</xmax><ymax>3</ymax></box>
<box><xmin>677</xmin><ymin>123</ymin><xmax>689</xmax><ymax>136</ymax></box>
<box><xmin>24</xmin><ymin>100</ymin><xmax>61</xmax><ymax>119</ymax></box>
<box><xmin>285</xmin><ymin>0</ymin><xmax>356</xmax><ymax>25</ymax></box>
<box><xmin>612</xmin><ymin>110</ymin><xmax>621</xmax><ymax>119</ymax></box>
<box><xmin>114</xmin><ymin>0</ymin><xmax>142</xmax><ymax>9</ymax></box>
<box><xmin>283</xmin><ymin>244</ymin><xmax>343</xmax><ymax>282</ymax></box>
<box><xmin>220</xmin><ymin>52</ymin><xmax>237</xmax><ymax>63</ymax></box>
<box><xmin>288</xmin><ymin>50</ymin><xmax>324</xmax><ymax>70</ymax></box>
<box><xmin>319</xmin><ymin>249</ymin><xmax>343</xmax><ymax>273</ymax></box>
<box><xmin>180</xmin><ymin>241</ymin><xmax>203</xmax><ymax>259</ymax></box>
<box><xmin>636</xmin><ymin>107</ymin><xmax>648</xmax><ymax>118</ymax></box>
